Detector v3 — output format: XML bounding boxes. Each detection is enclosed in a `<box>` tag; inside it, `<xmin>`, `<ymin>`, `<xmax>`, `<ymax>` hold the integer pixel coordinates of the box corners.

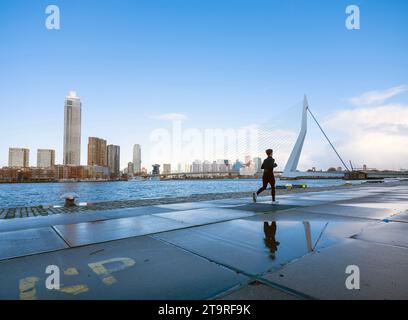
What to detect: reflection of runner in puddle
<box><xmin>264</xmin><ymin>221</ymin><xmax>280</xmax><ymax>259</ymax></box>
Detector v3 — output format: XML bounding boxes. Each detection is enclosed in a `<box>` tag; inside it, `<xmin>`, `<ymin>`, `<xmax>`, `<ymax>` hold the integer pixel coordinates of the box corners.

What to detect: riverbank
<box><xmin>0</xmin><ymin>180</ymin><xmax>395</xmax><ymax>219</ymax></box>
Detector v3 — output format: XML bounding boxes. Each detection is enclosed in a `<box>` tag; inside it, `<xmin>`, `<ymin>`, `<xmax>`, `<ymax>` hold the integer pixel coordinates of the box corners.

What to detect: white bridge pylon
<box><xmin>282</xmin><ymin>95</ymin><xmax>345</xmax><ymax>178</ymax></box>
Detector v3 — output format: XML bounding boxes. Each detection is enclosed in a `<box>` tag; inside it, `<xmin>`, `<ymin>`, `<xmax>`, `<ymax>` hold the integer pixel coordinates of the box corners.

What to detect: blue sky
<box><xmin>1</xmin><ymin>0</ymin><xmax>407</xmax><ymax>170</ymax></box>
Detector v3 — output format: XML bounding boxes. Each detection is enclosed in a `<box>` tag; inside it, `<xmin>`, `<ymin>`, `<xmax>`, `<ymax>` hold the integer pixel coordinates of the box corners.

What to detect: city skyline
<box><xmin>1</xmin><ymin>1</ymin><xmax>407</xmax><ymax>170</ymax></box>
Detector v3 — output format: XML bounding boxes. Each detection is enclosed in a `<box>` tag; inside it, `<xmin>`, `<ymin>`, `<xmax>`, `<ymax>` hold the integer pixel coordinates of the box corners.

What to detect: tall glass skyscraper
<box><xmin>63</xmin><ymin>91</ymin><xmax>82</xmax><ymax>165</ymax></box>
<box><xmin>107</xmin><ymin>145</ymin><xmax>120</xmax><ymax>178</ymax></box>
<box><xmin>133</xmin><ymin>144</ymin><xmax>141</xmax><ymax>173</ymax></box>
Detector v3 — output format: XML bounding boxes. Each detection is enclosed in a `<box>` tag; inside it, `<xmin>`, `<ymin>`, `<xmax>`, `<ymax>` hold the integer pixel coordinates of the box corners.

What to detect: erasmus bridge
<box><xmin>143</xmin><ymin>95</ymin><xmax>407</xmax><ymax>180</ymax></box>
<box><xmin>144</xmin><ymin>95</ymin><xmax>351</xmax><ymax>179</ymax></box>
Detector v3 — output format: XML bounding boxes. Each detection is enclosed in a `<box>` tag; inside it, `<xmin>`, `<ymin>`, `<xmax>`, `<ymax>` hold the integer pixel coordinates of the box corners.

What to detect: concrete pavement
<box><xmin>1</xmin><ymin>181</ymin><xmax>408</xmax><ymax>299</ymax></box>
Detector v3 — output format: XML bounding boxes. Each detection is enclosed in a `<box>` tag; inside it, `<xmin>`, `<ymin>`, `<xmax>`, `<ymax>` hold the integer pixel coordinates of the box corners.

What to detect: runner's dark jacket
<box><xmin>261</xmin><ymin>157</ymin><xmax>278</xmax><ymax>175</ymax></box>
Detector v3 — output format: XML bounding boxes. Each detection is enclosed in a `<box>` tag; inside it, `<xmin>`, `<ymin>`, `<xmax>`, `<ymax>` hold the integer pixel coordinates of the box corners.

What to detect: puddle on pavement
<box><xmin>154</xmin><ymin>218</ymin><xmax>367</xmax><ymax>275</ymax></box>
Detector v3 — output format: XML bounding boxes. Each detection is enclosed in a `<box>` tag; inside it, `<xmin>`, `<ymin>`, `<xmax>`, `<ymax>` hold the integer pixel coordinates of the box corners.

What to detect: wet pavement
<box><xmin>0</xmin><ymin>181</ymin><xmax>408</xmax><ymax>299</ymax></box>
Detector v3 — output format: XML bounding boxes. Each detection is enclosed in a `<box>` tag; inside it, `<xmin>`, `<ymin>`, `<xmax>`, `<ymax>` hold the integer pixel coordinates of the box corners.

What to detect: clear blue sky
<box><xmin>1</xmin><ymin>0</ymin><xmax>407</xmax><ymax>170</ymax></box>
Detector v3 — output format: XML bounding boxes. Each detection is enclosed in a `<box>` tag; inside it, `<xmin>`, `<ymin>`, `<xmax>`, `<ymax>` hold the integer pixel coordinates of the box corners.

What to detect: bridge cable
<box><xmin>307</xmin><ymin>107</ymin><xmax>350</xmax><ymax>172</ymax></box>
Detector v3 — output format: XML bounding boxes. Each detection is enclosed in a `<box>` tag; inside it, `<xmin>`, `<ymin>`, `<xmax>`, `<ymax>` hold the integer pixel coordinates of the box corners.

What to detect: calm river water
<box><xmin>0</xmin><ymin>179</ymin><xmax>362</xmax><ymax>208</ymax></box>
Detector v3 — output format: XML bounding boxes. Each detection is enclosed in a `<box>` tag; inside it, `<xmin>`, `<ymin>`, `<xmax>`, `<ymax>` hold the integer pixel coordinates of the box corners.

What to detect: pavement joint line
<box><xmin>296</xmin><ymin>209</ymin><xmax>396</xmax><ymax>223</ymax></box>
<box><xmin>152</xmin><ymin>234</ymin><xmax>316</xmax><ymax>300</ymax></box>
<box><xmin>51</xmin><ymin>225</ymin><xmax>72</xmax><ymax>248</ymax></box>
<box><xmin>349</xmin><ymin>236</ymin><xmax>408</xmax><ymax>250</ymax></box>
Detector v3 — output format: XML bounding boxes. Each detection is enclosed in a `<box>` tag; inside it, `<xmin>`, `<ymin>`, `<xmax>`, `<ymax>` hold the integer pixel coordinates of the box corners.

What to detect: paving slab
<box><xmin>156</xmin><ymin>201</ymin><xmax>222</xmax><ymax>211</ymax></box>
<box><xmin>0</xmin><ymin>235</ymin><xmax>248</xmax><ymax>300</ymax></box>
<box><xmin>300</xmin><ymin>204</ymin><xmax>396</xmax><ymax>220</ymax></box>
<box><xmin>0</xmin><ymin>227</ymin><xmax>68</xmax><ymax>261</ymax></box>
<box><xmin>353</xmin><ymin>221</ymin><xmax>408</xmax><ymax>248</ymax></box>
<box><xmin>296</xmin><ymin>195</ymin><xmax>356</xmax><ymax>202</ymax></box>
<box><xmin>245</xmin><ymin>211</ymin><xmax>377</xmax><ymax>242</ymax></box>
<box><xmin>97</xmin><ymin>206</ymin><xmax>177</xmax><ymax>219</ymax></box>
<box><xmin>0</xmin><ymin>212</ymin><xmax>109</xmax><ymax>233</ymax></box>
<box><xmin>155</xmin><ymin>207</ymin><xmax>255</xmax><ymax>225</ymax></box>
<box><xmin>263</xmin><ymin>239</ymin><xmax>408</xmax><ymax>299</ymax></box>
<box><xmin>54</xmin><ymin>215</ymin><xmax>190</xmax><ymax>247</ymax></box>
<box><xmin>339</xmin><ymin>201</ymin><xmax>408</xmax><ymax>212</ymax></box>
<box><xmin>154</xmin><ymin>219</ymin><xmax>344</xmax><ymax>275</ymax></box>
<box><xmin>227</xmin><ymin>203</ymin><xmax>301</xmax><ymax>213</ymax></box>
<box><xmin>257</xmin><ymin>198</ymin><xmax>327</xmax><ymax>206</ymax></box>
<box><xmin>201</xmin><ymin>198</ymin><xmax>258</xmax><ymax>206</ymax></box>
<box><xmin>219</xmin><ymin>281</ymin><xmax>299</xmax><ymax>300</ymax></box>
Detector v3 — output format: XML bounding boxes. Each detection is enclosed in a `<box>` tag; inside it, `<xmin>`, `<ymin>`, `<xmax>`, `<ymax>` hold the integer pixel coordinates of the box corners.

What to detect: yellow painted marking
<box><xmin>88</xmin><ymin>257</ymin><xmax>135</xmax><ymax>286</ymax></box>
<box><xmin>19</xmin><ymin>277</ymin><xmax>39</xmax><ymax>300</ymax></box>
<box><xmin>59</xmin><ymin>284</ymin><xmax>89</xmax><ymax>295</ymax></box>
<box><xmin>64</xmin><ymin>267</ymin><xmax>79</xmax><ymax>276</ymax></box>
<box><xmin>102</xmin><ymin>276</ymin><xmax>117</xmax><ymax>285</ymax></box>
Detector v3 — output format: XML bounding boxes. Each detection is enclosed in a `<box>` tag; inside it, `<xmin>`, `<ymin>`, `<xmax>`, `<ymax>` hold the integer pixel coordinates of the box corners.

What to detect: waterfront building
<box><xmin>253</xmin><ymin>157</ymin><xmax>262</xmax><ymax>173</ymax></box>
<box><xmin>8</xmin><ymin>148</ymin><xmax>29</xmax><ymax>168</ymax></box>
<box><xmin>216</xmin><ymin>159</ymin><xmax>229</xmax><ymax>172</ymax></box>
<box><xmin>191</xmin><ymin>160</ymin><xmax>202</xmax><ymax>173</ymax></box>
<box><xmin>163</xmin><ymin>164</ymin><xmax>171</xmax><ymax>174</ymax></box>
<box><xmin>26</xmin><ymin>167</ymin><xmax>56</xmax><ymax>181</ymax></box>
<box><xmin>177</xmin><ymin>163</ymin><xmax>182</xmax><ymax>173</ymax></box>
<box><xmin>55</xmin><ymin>165</ymin><xmax>110</xmax><ymax>180</ymax></box>
<box><xmin>133</xmin><ymin>144</ymin><xmax>141</xmax><ymax>173</ymax></box>
<box><xmin>202</xmin><ymin>161</ymin><xmax>211</xmax><ymax>173</ymax></box>
<box><xmin>88</xmin><ymin>137</ymin><xmax>107</xmax><ymax>166</ymax></box>
<box><xmin>0</xmin><ymin>167</ymin><xmax>20</xmax><ymax>181</ymax></box>
<box><xmin>107</xmin><ymin>145</ymin><xmax>120</xmax><ymax>178</ymax></box>
<box><xmin>152</xmin><ymin>164</ymin><xmax>160</xmax><ymax>175</ymax></box>
<box><xmin>211</xmin><ymin>161</ymin><xmax>218</xmax><ymax>172</ymax></box>
<box><xmin>127</xmin><ymin>162</ymin><xmax>134</xmax><ymax>176</ymax></box>
<box><xmin>37</xmin><ymin>149</ymin><xmax>55</xmax><ymax>168</ymax></box>
<box><xmin>63</xmin><ymin>91</ymin><xmax>81</xmax><ymax>165</ymax></box>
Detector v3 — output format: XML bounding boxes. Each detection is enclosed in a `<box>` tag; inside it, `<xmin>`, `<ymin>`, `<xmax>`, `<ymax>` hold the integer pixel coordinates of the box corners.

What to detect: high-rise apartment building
<box><xmin>152</xmin><ymin>164</ymin><xmax>160</xmax><ymax>175</ymax></box>
<box><xmin>63</xmin><ymin>91</ymin><xmax>81</xmax><ymax>165</ymax></box>
<box><xmin>8</xmin><ymin>148</ymin><xmax>29</xmax><ymax>168</ymax></box>
<box><xmin>88</xmin><ymin>137</ymin><xmax>107</xmax><ymax>166</ymax></box>
<box><xmin>107</xmin><ymin>145</ymin><xmax>120</xmax><ymax>178</ymax></box>
<box><xmin>127</xmin><ymin>162</ymin><xmax>134</xmax><ymax>176</ymax></box>
<box><xmin>253</xmin><ymin>157</ymin><xmax>262</xmax><ymax>173</ymax></box>
<box><xmin>133</xmin><ymin>144</ymin><xmax>141</xmax><ymax>173</ymax></box>
<box><xmin>37</xmin><ymin>149</ymin><xmax>55</xmax><ymax>167</ymax></box>
<box><xmin>162</xmin><ymin>164</ymin><xmax>171</xmax><ymax>174</ymax></box>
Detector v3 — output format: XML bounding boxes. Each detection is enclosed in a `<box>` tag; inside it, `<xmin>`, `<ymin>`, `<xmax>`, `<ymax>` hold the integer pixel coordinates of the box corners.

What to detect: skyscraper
<box><xmin>133</xmin><ymin>144</ymin><xmax>141</xmax><ymax>173</ymax></box>
<box><xmin>37</xmin><ymin>149</ymin><xmax>55</xmax><ymax>168</ymax></box>
<box><xmin>107</xmin><ymin>145</ymin><xmax>120</xmax><ymax>178</ymax></box>
<box><xmin>253</xmin><ymin>157</ymin><xmax>262</xmax><ymax>173</ymax></box>
<box><xmin>8</xmin><ymin>148</ymin><xmax>29</xmax><ymax>168</ymax></box>
<box><xmin>163</xmin><ymin>164</ymin><xmax>171</xmax><ymax>174</ymax></box>
<box><xmin>88</xmin><ymin>137</ymin><xmax>107</xmax><ymax>166</ymax></box>
<box><xmin>152</xmin><ymin>164</ymin><xmax>160</xmax><ymax>175</ymax></box>
<box><xmin>127</xmin><ymin>162</ymin><xmax>134</xmax><ymax>177</ymax></box>
<box><xmin>63</xmin><ymin>91</ymin><xmax>81</xmax><ymax>165</ymax></box>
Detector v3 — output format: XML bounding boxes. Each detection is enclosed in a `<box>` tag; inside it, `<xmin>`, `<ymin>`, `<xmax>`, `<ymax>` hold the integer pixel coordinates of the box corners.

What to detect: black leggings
<box><xmin>257</xmin><ymin>174</ymin><xmax>276</xmax><ymax>201</ymax></box>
